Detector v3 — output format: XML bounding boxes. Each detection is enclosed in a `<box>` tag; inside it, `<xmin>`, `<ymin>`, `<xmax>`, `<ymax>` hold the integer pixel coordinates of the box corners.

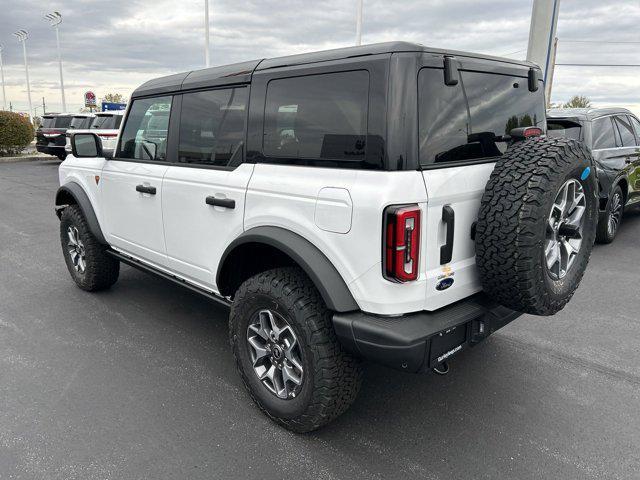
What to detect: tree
<box><xmin>102</xmin><ymin>92</ymin><xmax>125</xmax><ymax>104</ymax></box>
<box><xmin>562</xmin><ymin>95</ymin><xmax>591</xmax><ymax>109</ymax></box>
<box><xmin>0</xmin><ymin>111</ymin><xmax>34</xmax><ymax>156</ymax></box>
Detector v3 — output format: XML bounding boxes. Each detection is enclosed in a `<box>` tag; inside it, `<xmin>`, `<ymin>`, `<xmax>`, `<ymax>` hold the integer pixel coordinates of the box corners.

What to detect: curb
<box><xmin>0</xmin><ymin>155</ymin><xmax>57</xmax><ymax>164</ymax></box>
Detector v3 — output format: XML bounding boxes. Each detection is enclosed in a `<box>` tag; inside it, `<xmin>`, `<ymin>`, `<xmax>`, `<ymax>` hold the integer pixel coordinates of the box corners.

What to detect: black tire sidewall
<box><xmin>231</xmin><ymin>291</ymin><xmax>316</xmax><ymax>420</ymax></box>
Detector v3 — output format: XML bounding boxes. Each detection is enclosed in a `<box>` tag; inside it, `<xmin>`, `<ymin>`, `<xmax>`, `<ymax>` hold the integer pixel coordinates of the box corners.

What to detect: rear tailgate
<box><xmin>418</xmin><ymin>61</ymin><xmax>545</xmax><ymax>310</ymax></box>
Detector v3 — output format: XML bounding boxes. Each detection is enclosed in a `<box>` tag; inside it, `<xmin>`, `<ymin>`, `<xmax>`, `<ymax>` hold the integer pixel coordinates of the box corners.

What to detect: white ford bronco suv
<box><xmin>57</xmin><ymin>42</ymin><xmax>598</xmax><ymax>432</ymax></box>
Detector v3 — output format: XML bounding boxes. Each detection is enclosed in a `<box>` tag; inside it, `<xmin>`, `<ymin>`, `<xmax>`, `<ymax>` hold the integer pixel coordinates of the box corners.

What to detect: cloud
<box><xmin>0</xmin><ymin>0</ymin><xmax>638</xmax><ymax>116</ymax></box>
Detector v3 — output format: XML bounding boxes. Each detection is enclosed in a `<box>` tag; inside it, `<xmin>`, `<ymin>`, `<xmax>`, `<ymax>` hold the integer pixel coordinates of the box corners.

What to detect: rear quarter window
<box><xmin>262</xmin><ymin>70</ymin><xmax>374</xmax><ymax>168</ymax></box>
<box><xmin>592</xmin><ymin>117</ymin><xmax>617</xmax><ymax>150</ymax></box>
<box><xmin>418</xmin><ymin>68</ymin><xmax>545</xmax><ymax>167</ymax></box>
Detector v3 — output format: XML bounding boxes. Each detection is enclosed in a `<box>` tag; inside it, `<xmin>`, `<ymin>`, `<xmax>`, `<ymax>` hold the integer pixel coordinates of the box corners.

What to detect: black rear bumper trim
<box><xmin>332</xmin><ymin>293</ymin><xmax>522</xmax><ymax>373</ymax></box>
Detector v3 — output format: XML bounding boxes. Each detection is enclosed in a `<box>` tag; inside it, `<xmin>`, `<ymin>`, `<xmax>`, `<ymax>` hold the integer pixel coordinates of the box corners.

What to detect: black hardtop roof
<box><xmin>547</xmin><ymin>107</ymin><xmax>635</xmax><ymax>121</ymax></box>
<box><xmin>131</xmin><ymin>41</ymin><xmax>539</xmax><ymax>98</ymax></box>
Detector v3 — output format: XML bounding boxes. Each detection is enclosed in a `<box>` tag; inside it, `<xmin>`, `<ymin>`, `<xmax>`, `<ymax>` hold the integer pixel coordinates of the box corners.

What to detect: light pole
<box><xmin>44</xmin><ymin>12</ymin><xmax>67</xmax><ymax>112</ymax></box>
<box><xmin>0</xmin><ymin>45</ymin><xmax>6</xmax><ymax>110</ymax></box>
<box><xmin>204</xmin><ymin>0</ymin><xmax>211</xmax><ymax>67</ymax></box>
<box><xmin>13</xmin><ymin>30</ymin><xmax>34</xmax><ymax>122</ymax></box>
<box><xmin>355</xmin><ymin>0</ymin><xmax>363</xmax><ymax>46</ymax></box>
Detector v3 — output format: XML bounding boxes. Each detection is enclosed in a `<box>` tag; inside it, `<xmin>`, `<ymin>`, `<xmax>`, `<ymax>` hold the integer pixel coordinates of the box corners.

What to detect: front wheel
<box><xmin>60</xmin><ymin>205</ymin><xmax>120</xmax><ymax>291</ymax></box>
<box><xmin>596</xmin><ymin>185</ymin><xmax>624</xmax><ymax>244</ymax></box>
<box><xmin>229</xmin><ymin>267</ymin><xmax>362</xmax><ymax>433</ymax></box>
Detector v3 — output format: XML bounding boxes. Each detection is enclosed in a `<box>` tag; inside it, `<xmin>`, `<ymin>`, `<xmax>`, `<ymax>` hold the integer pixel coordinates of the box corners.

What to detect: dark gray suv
<box><xmin>547</xmin><ymin>107</ymin><xmax>640</xmax><ymax>243</ymax></box>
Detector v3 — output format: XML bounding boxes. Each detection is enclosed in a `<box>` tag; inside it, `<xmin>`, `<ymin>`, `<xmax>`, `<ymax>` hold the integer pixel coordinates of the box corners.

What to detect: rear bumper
<box><xmin>333</xmin><ymin>293</ymin><xmax>522</xmax><ymax>373</ymax></box>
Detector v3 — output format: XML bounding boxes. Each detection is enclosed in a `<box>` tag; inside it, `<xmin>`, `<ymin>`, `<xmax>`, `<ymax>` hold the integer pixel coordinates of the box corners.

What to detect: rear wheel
<box><xmin>229</xmin><ymin>267</ymin><xmax>362</xmax><ymax>433</ymax></box>
<box><xmin>60</xmin><ymin>205</ymin><xmax>119</xmax><ymax>291</ymax></box>
<box><xmin>475</xmin><ymin>137</ymin><xmax>598</xmax><ymax>316</ymax></box>
<box><xmin>596</xmin><ymin>185</ymin><xmax>624</xmax><ymax>244</ymax></box>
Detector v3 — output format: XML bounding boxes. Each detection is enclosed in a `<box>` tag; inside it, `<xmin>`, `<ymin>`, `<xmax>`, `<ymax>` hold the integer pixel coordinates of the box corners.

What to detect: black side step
<box><xmin>107</xmin><ymin>250</ymin><xmax>231</xmax><ymax>308</ymax></box>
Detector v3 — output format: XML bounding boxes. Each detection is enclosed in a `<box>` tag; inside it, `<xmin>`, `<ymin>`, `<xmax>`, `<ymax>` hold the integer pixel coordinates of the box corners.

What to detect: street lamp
<box><xmin>44</xmin><ymin>11</ymin><xmax>67</xmax><ymax>112</ymax></box>
<box><xmin>13</xmin><ymin>30</ymin><xmax>34</xmax><ymax>122</ymax></box>
<box><xmin>204</xmin><ymin>0</ymin><xmax>211</xmax><ymax>67</ymax></box>
<box><xmin>355</xmin><ymin>0</ymin><xmax>363</xmax><ymax>46</ymax></box>
<box><xmin>0</xmin><ymin>45</ymin><xmax>6</xmax><ymax>110</ymax></box>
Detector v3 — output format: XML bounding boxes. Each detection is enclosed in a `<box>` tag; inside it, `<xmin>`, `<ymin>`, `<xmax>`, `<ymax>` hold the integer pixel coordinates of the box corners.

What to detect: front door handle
<box><xmin>136</xmin><ymin>184</ymin><xmax>156</xmax><ymax>195</ymax></box>
<box><xmin>206</xmin><ymin>196</ymin><xmax>235</xmax><ymax>209</ymax></box>
<box><xmin>440</xmin><ymin>205</ymin><xmax>455</xmax><ymax>265</ymax></box>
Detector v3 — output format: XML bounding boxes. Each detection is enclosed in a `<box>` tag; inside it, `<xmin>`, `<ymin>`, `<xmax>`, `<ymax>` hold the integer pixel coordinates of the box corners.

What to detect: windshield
<box><xmin>418</xmin><ymin>68</ymin><xmax>546</xmax><ymax>166</ymax></box>
<box><xmin>547</xmin><ymin>120</ymin><xmax>582</xmax><ymax>140</ymax></box>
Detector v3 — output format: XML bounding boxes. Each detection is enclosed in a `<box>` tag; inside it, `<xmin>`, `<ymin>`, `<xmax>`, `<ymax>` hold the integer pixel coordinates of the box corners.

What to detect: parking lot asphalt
<box><xmin>1</xmin><ymin>159</ymin><xmax>639</xmax><ymax>480</ymax></box>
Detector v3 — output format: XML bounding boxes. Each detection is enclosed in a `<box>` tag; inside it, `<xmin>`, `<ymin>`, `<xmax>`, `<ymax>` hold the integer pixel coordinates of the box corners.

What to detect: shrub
<box><xmin>0</xmin><ymin>111</ymin><xmax>34</xmax><ymax>156</ymax></box>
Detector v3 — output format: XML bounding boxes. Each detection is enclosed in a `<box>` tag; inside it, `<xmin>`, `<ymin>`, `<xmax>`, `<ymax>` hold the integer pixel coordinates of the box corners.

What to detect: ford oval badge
<box><xmin>436</xmin><ymin>278</ymin><xmax>454</xmax><ymax>291</ymax></box>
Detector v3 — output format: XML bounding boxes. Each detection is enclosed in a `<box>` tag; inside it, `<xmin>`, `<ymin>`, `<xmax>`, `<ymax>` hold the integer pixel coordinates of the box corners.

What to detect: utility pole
<box><xmin>42</xmin><ymin>97</ymin><xmax>46</xmax><ymax>115</ymax></box>
<box><xmin>204</xmin><ymin>0</ymin><xmax>211</xmax><ymax>67</ymax></box>
<box><xmin>13</xmin><ymin>30</ymin><xmax>34</xmax><ymax>122</ymax></box>
<box><xmin>355</xmin><ymin>0</ymin><xmax>363</xmax><ymax>46</ymax></box>
<box><xmin>0</xmin><ymin>45</ymin><xmax>6</xmax><ymax>110</ymax></box>
<box><xmin>44</xmin><ymin>12</ymin><xmax>67</xmax><ymax>112</ymax></box>
<box><xmin>526</xmin><ymin>0</ymin><xmax>561</xmax><ymax>103</ymax></box>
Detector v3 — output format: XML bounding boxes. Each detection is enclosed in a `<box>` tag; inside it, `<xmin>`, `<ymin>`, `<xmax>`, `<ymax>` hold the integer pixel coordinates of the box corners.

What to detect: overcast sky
<box><xmin>1</xmin><ymin>0</ymin><xmax>639</xmax><ymax>116</ymax></box>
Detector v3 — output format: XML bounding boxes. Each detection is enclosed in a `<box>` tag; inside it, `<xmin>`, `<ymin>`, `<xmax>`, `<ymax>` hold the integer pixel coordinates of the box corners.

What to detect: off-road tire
<box><xmin>595</xmin><ymin>185</ymin><xmax>624</xmax><ymax>244</ymax></box>
<box><xmin>475</xmin><ymin>137</ymin><xmax>598</xmax><ymax>316</ymax></box>
<box><xmin>60</xmin><ymin>205</ymin><xmax>120</xmax><ymax>291</ymax></box>
<box><xmin>229</xmin><ymin>267</ymin><xmax>362</xmax><ymax>433</ymax></box>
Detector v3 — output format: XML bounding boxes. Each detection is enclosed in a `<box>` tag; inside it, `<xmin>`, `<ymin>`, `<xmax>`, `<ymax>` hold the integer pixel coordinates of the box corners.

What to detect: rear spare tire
<box><xmin>475</xmin><ymin>137</ymin><xmax>598</xmax><ymax>316</ymax></box>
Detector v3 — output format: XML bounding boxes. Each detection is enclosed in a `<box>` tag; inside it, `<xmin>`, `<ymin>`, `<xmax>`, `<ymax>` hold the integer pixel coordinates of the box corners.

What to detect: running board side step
<box><xmin>107</xmin><ymin>250</ymin><xmax>231</xmax><ymax>308</ymax></box>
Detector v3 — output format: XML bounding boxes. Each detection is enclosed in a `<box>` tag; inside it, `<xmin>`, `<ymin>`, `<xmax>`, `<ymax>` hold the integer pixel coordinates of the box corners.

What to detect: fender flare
<box><xmin>55</xmin><ymin>182</ymin><xmax>107</xmax><ymax>245</ymax></box>
<box><xmin>217</xmin><ymin>226</ymin><xmax>359</xmax><ymax>312</ymax></box>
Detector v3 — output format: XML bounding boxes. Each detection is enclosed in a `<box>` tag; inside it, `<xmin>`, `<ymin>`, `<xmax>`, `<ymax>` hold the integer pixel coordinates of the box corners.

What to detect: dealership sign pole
<box><xmin>44</xmin><ymin>12</ymin><xmax>67</xmax><ymax>112</ymax></box>
<box><xmin>355</xmin><ymin>0</ymin><xmax>363</xmax><ymax>46</ymax></box>
<box><xmin>204</xmin><ymin>0</ymin><xmax>211</xmax><ymax>67</ymax></box>
<box><xmin>0</xmin><ymin>45</ymin><xmax>6</xmax><ymax>110</ymax></box>
<box><xmin>13</xmin><ymin>30</ymin><xmax>33</xmax><ymax>122</ymax></box>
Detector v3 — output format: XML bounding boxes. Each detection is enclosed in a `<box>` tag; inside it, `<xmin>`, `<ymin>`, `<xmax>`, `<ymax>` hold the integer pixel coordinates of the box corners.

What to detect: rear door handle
<box><xmin>136</xmin><ymin>184</ymin><xmax>156</xmax><ymax>195</ymax></box>
<box><xmin>440</xmin><ymin>205</ymin><xmax>455</xmax><ymax>265</ymax></box>
<box><xmin>206</xmin><ymin>196</ymin><xmax>235</xmax><ymax>209</ymax></box>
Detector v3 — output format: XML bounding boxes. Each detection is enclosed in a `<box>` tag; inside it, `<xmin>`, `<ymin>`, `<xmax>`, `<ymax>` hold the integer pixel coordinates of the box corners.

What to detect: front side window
<box><xmin>418</xmin><ymin>68</ymin><xmax>545</xmax><ymax>166</ymax></box>
<box><xmin>263</xmin><ymin>71</ymin><xmax>369</xmax><ymax>164</ymax></box>
<box><xmin>119</xmin><ymin>96</ymin><xmax>172</xmax><ymax>161</ymax></box>
<box><xmin>614</xmin><ymin>115</ymin><xmax>636</xmax><ymax>147</ymax></box>
<box><xmin>178</xmin><ymin>87</ymin><xmax>248</xmax><ymax>167</ymax></box>
<box><xmin>592</xmin><ymin>117</ymin><xmax>617</xmax><ymax>150</ymax></box>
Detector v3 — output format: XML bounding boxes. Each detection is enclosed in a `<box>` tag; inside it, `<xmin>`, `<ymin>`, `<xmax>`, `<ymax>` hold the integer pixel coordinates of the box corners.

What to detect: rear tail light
<box><xmin>383</xmin><ymin>204</ymin><xmax>421</xmax><ymax>282</ymax></box>
<box><xmin>98</xmin><ymin>133</ymin><xmax>118</xmax><ymax>138</ymax></box>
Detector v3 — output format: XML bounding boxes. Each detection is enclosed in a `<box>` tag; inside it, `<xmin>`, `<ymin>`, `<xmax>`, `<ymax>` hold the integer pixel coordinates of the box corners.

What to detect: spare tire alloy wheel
<box><xmin>475</xmin><ymin>137</ymin><xmax>598</xmax><ymax>316</ymax></box>
<box><xmin>545</xmin><ymin>179</ymin><xmax>586</xmax><ymax>280</ymax></box>
<box><xmin>246</xmin><ymin>309</ymin><xmax>304</xmax><ymax>399</ymax></box>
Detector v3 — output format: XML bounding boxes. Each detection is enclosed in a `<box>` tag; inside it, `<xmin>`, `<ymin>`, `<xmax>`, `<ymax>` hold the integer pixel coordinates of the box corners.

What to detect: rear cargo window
<box><xmin>69</xmin><ymin>116</ymin><xmax>91</xmax><ymax>129</ymax></box>
<box><xmin>53</xmin><ymin>116</ymin><xmax>73</xmax><ymax>128</ymax></box>
<box><xmin>263</xmin><ymin>71</ymin><xmax>370</xmax><ymax>167</ymax></box>
<box><xmin>418</xmin><ymin>68</ymin><xmax>545</xmax><ymax>166</ymax></box>
<box><xmin>41</xmin><ymin>117</ymin><xmax>55</xmax><ymax>128</ymax></box>
<box><xmin>91</xmin><ymin>115</ymin><xmax>122</xmax><ymax>130</ymax></box>
<box><xmin>547</xmin><ymin>120</ymin><xmax>582</xmax><ymax>140</ymax></box>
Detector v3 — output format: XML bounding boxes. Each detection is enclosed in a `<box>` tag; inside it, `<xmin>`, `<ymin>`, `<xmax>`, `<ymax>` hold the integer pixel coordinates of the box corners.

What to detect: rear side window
<box><xmin>592</xmin><ymin>117</ymin><xmax>617</xmax><ymax>150</ymax></box>
<box><xmin>418</xmin><ymin>68</ymin><xmax>545</xmax><ymax>166</ymax></box>
<box><xmin>614</xmin><ymin>116</ymin><xmax>636</xmax><ymax>147</ymax></box>
<box><xmin>630</xmin><ymin>116</ymin><xmax>640</xmax><ymax>145</ymax></box>
<box><xmin>54</xmin><ymin>116</ymin><xmax>73</xmax><ymax>128</ymax></box>
<box><xmin>547</xmin><ymin>120</ymin><xmax>582</xmax><ymax>140</ymax></box>
<box><xmin>178</xmin><ymin>87</ymin><xmax>248</xmax><ymax>167</ymax></box>
<box><xmin>263</xmin><ymin>71</ymin><xmax>369</xmax><ymax>166</ymax></box>
<box><xmin>119</xmin><ymin>96</ymin><xmax>172</xmax><ymax>161</ymax></box>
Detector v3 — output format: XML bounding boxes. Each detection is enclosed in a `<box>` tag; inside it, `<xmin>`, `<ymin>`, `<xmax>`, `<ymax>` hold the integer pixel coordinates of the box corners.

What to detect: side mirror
<box><xmin>71</xmin><ymin>133</ymin><xmax>103</xmax><ymax>158</ymax></box>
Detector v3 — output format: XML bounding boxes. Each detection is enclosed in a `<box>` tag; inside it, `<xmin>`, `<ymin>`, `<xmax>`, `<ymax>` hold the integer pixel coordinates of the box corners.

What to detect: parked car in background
<box><xmin>37</xmin><ymin>113</ymin><xmax>94</xmax><ymax>160</ymax></box>
<box><xmin>547</xmin><ymin>108</ymin><xmax>640</xmax><ymax>243</ymax></box>
<box><xmin>65</xmin><ymin>111</ymin><xmax>124</xmax><ymax>155</ymax></box>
